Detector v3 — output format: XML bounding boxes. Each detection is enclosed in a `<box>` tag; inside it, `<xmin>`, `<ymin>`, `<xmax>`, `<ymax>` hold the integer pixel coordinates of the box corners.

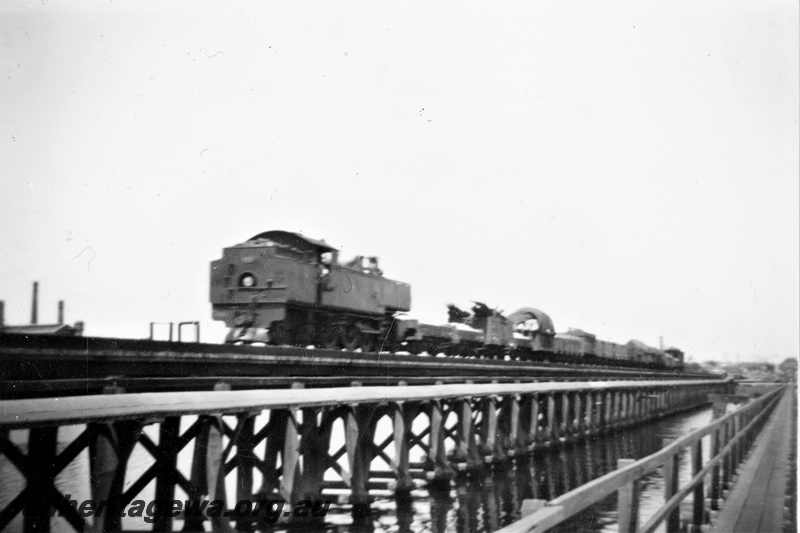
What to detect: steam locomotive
<box><xmin>210</xmin><ymin>230</ymin><xmax>411</xmax><ymax>350</ymax></box>
<box><xmin>210</xmin><ymin>230</ymin><xmax>683</xmax><ymax>369</ymax></box>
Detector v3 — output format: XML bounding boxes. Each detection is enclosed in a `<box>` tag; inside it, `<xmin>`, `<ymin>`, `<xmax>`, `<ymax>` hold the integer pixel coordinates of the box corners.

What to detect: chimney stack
<box><xmin>58</xmin><ymin>300</ymin><xmax>64</xmax><ymax>325</ymax></box>
<box><xmin>31</xmin><ymin>282</ymin><xmax>38</xmax><ymax>325</ymax></box>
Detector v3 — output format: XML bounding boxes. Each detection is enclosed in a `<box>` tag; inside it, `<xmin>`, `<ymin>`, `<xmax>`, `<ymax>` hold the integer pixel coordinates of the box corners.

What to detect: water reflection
<box><xmin>422</xmin><ymin>406</ymin><xmax>712</xmax><ymax>533</ymax></box>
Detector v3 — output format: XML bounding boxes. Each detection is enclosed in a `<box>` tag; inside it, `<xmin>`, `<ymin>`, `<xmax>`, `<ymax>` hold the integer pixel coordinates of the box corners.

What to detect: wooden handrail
<box><xmin>498</xmin><ymin>386</ymin><xmax>785</xmax><ymax>533</ymax></box>
<box><xmin>639</xmin><ymin>390</ymin><xmax>782</xmax><ymax>532</ymax></box>
<box><xmin>0</xmin><ymin>379</ymin><xmax>729</xmax><ymax>429</ymax></box>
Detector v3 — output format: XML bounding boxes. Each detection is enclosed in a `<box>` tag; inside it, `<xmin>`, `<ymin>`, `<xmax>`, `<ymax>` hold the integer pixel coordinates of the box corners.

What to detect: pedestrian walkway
<box><xmin>711</xmin><ymin>386</ymin><xmax>796</xmax><ymax>533</ymax></box>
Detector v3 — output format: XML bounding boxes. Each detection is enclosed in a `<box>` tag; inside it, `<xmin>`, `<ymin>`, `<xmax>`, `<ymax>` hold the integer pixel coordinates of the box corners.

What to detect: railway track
<box><xmin>0</xmin><ymin>333</ymin><xmax>716</xmax><ymax>399</ymax></box>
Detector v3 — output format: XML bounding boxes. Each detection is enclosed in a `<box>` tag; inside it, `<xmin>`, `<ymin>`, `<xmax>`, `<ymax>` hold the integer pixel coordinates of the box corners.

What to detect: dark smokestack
<box><xmin>58</xmin><ymin>300</ymin><xmax>64</xmax><ymax>325</ymax></box>
<box><xmin>31</xmin><ymin>282</ymin><xmax>38</xmax><ymax>325</ymax></box>
<box><xmin>0</xmin><ymin>301</ymin><xmax>4</xmax><ymax>329</ymax></box>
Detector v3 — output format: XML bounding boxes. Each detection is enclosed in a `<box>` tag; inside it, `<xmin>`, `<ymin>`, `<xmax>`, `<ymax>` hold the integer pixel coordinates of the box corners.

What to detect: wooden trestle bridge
<box><xmin>2</xmin><ymin>332</ymin><xmax>786</xmax><ymax>533</ymax></box>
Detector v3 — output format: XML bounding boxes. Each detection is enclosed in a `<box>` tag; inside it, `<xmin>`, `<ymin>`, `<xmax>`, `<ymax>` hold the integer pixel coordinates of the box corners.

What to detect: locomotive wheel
<box><xmin>268</xmin><ymin>321</ymin><xmax>292</xmax><ymax>346</ymax></box>
<box><xmin>360</xmin><ymin>335</ymin><xmax>377</xmax><ymax>353</ymax></box>
<box><xmin>444</xmin><ymin>345</ymin><xmax>460</xmax><ymax>356</ymax></box>
<box><xmin>317</xmin><ymin>328</ymin><xmax>339</xmax><ymax>350</ymax></box>
<box><xmin>295</xmin><ymin>325</ymin><xmax>314</xmax><ymax>347</ymax></box>
<box><xmin>341</xmin><ymin>326</ymin><xmax>362</xmax><ymax>352</ymax></box>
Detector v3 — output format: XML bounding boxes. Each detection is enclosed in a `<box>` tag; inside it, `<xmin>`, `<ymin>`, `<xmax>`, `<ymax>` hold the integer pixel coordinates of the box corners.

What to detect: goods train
<box><xmin>210</xmin><ymin>230</ymin><xmax>684</xmax><ymax>370</ymax></box>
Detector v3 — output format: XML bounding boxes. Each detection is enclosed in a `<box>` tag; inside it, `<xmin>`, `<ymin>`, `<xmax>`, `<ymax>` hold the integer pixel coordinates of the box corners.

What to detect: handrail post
<box><xmin>741</xmin><ymin>408</ymin><xmax>753</xmax><ymax>452</ymax></box>
<box><xmin>345</xmin><ymin>395</ymin><xmax>379</xmax><ymax>519</ymax></box>
<box><xmin>663</xmin><ymin>438</ymin><xmax>680</xmax><ymax>532</ymax></box>
<box><xmin>427</xmin><ymin>392</ymin><xmax>454</xmax><ymax>488</ymax></box>
<box><xmin>479</xmin><ymin>392</ymin><xmax>502</xmax><ymax>461</ymax></box>
<box><xmin>282</xmin><ymin>387</ymin><xmax>302</xmax><ymax>503</ymax></box>
<box><xmin>720</xmin><ymin>421</ymin><xmax>729</xmax><ymax>492</ymax></box>
<box><xmin>628</xmin><ymin>390</ymin><xmax>635</xmax><ymax>421</ymax></box>
<box><xmin>561</xmin><ymin>392</ymin><xmax>571</xmax><ymax>436</ymax></box>
<box><xmin>392</xmin><ymin>399</ymin><xmax>414</xmax><ymax>496</ymax></box>
<box><xmin>722</xmin><ymin>420</ymin><xmax>732</xmax><ymax>491</ymax></box>
<box><xmin>691</xmin><ymin>438</ymin><xmax>704</xmax><ymax>530</ymax></box>
<box><xmin>509</xmin><ymin>393</ymin><xmax>524</xmax><ymax>453</ymax></box>
<box><xmin>529</xmin><ymin>394</ymin><xmax>541</xmax><ymax>447</ymax></box>
<box><xmin>547</xmin><ymin>393</ymin><xmax>557</xmax><ymax>440</ymax></box>
<box><xmin>617</xmin><ymin>458</ymin><xmax>640</xmax><ymax>533</ymax></box>
<box><xmin>234</xmin><ymin>414</ymin><xmax>257</xmax><ymax>531</ymax></box>
<box><xmin>186</xmin><ymin>416</ymin><xmax>211</xmax><ymax>531</ymax></box>
<box><xmin>89</xmin><ymin>419</ymin><xmax>142</xmax><ymax>530</ymax></box>
<box><xmin>153</xmin><ymin>416</ymin><xmax>181</xmax><ymax>531</ymax></box>
<box><xmin>25</xmin><ymin>427</ymin><xmax>58</xmax><ymax>531</ymax></box>
<box><xmin>205</xmin><ymin>414</ymin><xmax>228</xmax><ymax>531</ymax></box>
<box><xmin>710</xmin><ymin>425</ymin><xmax>721</xmax><ymax>509</ymax></box>
<box><xmin>627</xmin><ymin>391</ymin><xmax>634</xmax><ymax>422</ymax></box>
<box><xmin>733</xmin><ymin>412</ymin><xmax>743</xmax><ymax>467</ymax></box>
<box><xmin>454</xmin><ymin>394</ymin><xmax>480</xmax><ymax>468</ymax></box>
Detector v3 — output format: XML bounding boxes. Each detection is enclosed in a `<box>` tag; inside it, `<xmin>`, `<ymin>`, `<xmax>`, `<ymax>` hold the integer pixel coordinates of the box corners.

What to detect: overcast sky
<box><xmin>1</xmin><ymin>1</ymin><xmax>797</xmax><ymax>363</ymax></box>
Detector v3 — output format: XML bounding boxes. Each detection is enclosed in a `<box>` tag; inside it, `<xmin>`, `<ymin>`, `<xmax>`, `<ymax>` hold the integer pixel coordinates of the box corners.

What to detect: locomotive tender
<box><xmin>210</xmin><ymin>230</ymin><xmax>683</xmax><ymax>369</ymax></box>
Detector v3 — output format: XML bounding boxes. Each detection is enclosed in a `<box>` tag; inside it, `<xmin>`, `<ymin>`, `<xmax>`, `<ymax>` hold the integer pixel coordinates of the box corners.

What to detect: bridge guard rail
<box><xmin>0</xmin><ymin>379</ymin><xmax>732</xmax><ymax>532</ymax></box>
<box><xmin>498</xmin><ymin>385</ymin><xmax>787</xmax><ymax>533</ymax></box>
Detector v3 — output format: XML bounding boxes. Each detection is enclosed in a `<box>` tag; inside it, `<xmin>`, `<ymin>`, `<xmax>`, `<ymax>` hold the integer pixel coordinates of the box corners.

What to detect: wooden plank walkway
<box><xmin>711</xmin><ymin>386</ymin><xmax>796</xmax><ymax>533</ymax></box>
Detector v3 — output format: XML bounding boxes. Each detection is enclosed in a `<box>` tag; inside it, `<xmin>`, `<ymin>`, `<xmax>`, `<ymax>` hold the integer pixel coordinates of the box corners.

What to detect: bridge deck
<box><xmin>712</xmin><ymin>386</ymin><xmax>796</xmax><ymax>533</ymax></box>
<box><xmin>0</xmin><ymin>332</ymin><xmax>714</xmax><ymax>399</ymax></box>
